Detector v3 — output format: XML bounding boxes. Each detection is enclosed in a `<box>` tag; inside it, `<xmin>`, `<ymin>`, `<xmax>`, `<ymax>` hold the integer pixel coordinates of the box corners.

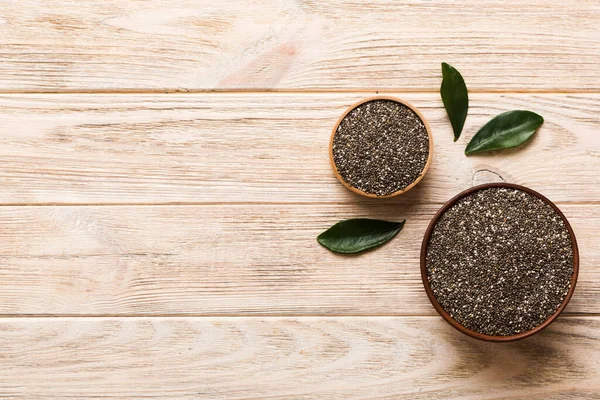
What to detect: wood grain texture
<box><xmin>1</xmin><ymin>0</ymin><xmax>598</xmax><ymax>395</ymax></box>
<box><xmin>0</xmin><ymin>0</ymin><xmax>598</xmax><ymax>91</ymax></box>
<box><xmin>0</xmin><ymin>93</ymin><xmax>598</xmax><ymax>205</ymax></box>
<box><xmin>0</xmin><ymin>204</ymin><xmax>595</xmax><ymax>316</ymax></box>
<box><xmin>0</xmin><ymin>316</ymin><xmax>598</xmax><ymax>399</ymax></box>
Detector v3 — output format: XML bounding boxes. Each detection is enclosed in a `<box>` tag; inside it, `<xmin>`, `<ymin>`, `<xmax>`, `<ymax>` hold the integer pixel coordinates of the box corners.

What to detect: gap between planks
<box><xmin>0</xmin><ymin>314</ymin><xmax>596</xmax><ymax>319</ymax></box>
<box><xmin>0</xmin><ymin>89</ymin><xmax>599</xmax><ymax>95</ymax></box>
<box><xmin>0</xmin><ymin>201</ymin><xmax>598</xmax><ymax>207</ymax></box>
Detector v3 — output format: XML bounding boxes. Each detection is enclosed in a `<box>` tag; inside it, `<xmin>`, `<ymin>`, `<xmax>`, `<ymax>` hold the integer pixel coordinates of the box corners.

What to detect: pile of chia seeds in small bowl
<box><xmin>332</xmin><ymin>99</ymin><xmax>430</xmax><ymax>196</ymax></box>
<box><xmin>425</xmin><ymin>187</ymin><xmax>575</xmax><ymax>336</ymax></box>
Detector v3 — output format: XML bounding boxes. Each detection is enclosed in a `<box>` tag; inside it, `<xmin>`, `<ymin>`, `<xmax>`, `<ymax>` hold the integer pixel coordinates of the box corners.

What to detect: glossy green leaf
<box><xmin>465</xmin><ymin>110</ymin><xmax>544</xmax><ymax>155</ymax></box>
<box><xmin>317</xmin><ymin>218</ymin><xmax>405</xmax><ymax>254</ymax></box>
<box><xmin>440</xmin><ymin>62</ymin><xmax>469</xmax><ymax>141</ymax></box>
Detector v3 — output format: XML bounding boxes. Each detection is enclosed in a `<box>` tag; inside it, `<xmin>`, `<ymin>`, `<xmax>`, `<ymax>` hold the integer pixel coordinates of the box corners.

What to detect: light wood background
<box><xmin>0</xmin><ymin>1</ymin><xmax>599</xmax><ymax>398</ymax></box>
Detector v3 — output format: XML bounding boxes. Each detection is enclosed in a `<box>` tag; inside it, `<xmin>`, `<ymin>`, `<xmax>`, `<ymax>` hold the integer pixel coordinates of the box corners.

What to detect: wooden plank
<box><xmin>0</xmin><ymin>316</ymin><xmax>598</xmax><ymax>398</ymax></box>
<box><xmin>0</xmin><ymin>1</ymin><xmax>598</xmax><ymax>91</ymax></box>
<box><xmin>0</xmin><ymin>204</ymin><xmax>595</xmax><ymax>316</ymax></box>
<box><xmin>0</xmin><ymin>93</ymin><xmax>598</xmax><ymax>204</ymax></box>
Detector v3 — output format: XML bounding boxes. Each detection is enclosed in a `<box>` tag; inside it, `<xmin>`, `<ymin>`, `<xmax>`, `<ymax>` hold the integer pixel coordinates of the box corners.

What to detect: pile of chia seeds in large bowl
<box><xmin>424</xmin><ymin>186</ymin><xmax>577</xmax><ymax>338</ymax></box>
<box><xmin>331</xmin><ymin>98</ymin><xmax>430</xmax><ymax>197</ymax></box>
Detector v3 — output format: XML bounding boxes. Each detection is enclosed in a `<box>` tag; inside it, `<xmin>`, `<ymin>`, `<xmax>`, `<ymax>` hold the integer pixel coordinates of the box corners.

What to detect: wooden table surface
<box><xmin>1</xmin><ymin>1</ymin><xmax>599</xmax><ymax>398</ymax></box>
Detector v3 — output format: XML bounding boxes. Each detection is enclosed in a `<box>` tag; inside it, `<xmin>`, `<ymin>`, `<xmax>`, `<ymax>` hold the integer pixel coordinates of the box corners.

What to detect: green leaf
<box><xmin>465</xmin><ymin>110</ymin><xmax>544</xmax><ymax>155</ymax></box>
<box><xmin>317</xmin><ymin>218</ymin><xmax>405</xmax><ymax>254</ymax></box>
<box><xmin>440</xmin><ymin>62</ymin><xmax>469</xmax><ymax>141</ymax></box>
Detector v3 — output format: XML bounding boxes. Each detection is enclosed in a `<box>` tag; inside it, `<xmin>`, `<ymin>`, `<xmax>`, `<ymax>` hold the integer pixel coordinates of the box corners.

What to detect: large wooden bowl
<box><xmin>329</xmin><ymin>96</ymin><xmax>433</xmax><ymax>198</ymax></box>
<box><xmin>420</xmin><ymin>183</ymin><xmax>579</xmax><ymax>342</ymax></box>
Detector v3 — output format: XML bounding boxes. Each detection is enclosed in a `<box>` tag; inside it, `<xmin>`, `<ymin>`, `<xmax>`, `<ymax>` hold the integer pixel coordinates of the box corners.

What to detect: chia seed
<box><xmin>425</xmin><ymin>187</ymin><xmax>574</xmax><ymax>336</ymax></box>
<box><xmin>332</xmin><ymin>99</ymin><xmax>429</xmax><ymax>196</ymax></box>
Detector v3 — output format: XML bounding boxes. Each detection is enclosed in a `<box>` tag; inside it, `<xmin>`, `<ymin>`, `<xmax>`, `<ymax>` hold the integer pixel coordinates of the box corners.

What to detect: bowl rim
<box><xmin>420</xmin><ymin>182</ymin><xmax>580</xmax><ymax>342</ymax></box>
<box><xmin>329</xmin><ymin>95</ymin><xmax>434</xmax><ymax>198</ymax></box>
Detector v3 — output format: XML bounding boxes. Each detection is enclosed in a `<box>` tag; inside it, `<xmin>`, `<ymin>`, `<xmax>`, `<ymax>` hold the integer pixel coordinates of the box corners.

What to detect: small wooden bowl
<box><xmin>329</xmin><ymin>96</ymin><xmax>433</xmax><ymax>198</ymax></box>
<box><xmin>420</xmin><ymin>183</ymin><xmax>579</xmax><ymax>342</ymax></box>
